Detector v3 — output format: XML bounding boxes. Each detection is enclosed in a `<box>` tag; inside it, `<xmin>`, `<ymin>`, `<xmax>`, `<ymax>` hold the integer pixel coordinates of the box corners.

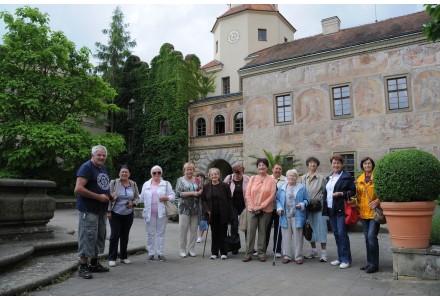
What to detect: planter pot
<box><xmin>381</xmin><ymin>201</ymin><xmax>436</xmax><ymax>249</ymax></box>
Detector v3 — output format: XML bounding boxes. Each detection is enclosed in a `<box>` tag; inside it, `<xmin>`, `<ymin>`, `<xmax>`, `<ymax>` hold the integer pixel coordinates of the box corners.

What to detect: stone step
<box><xmin>0</xmin><ymin>251</ymin><xmax>79</xmax><ymax>296</ymax></box>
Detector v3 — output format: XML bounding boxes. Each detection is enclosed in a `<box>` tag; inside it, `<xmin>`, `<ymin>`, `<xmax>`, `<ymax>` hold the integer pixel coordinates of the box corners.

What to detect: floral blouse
<box><xmin>175</xmin><ymin>176</ymin><xmax>201</xmax><ymax>215</ymax></box>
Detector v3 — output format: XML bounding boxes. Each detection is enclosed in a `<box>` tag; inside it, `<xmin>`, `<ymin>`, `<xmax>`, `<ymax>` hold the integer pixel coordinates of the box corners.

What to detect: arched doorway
<box><xmin>207</xmin><ymin>159</ymin><xmax>232</xmax><ymax>181</ymax></box>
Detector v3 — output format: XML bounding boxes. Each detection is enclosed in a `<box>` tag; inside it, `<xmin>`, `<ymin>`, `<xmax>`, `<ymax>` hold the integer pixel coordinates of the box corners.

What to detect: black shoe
<box><xmin>78</xmin><ymin>265</ymin><xmax>93</xmax><ymax>279</ymax></box>
<box><xmin>360</xmin><ymin>264</ymin><xmax>370</xmax><ymax>271</ymax></box>
<box><xmin>365</xmin><ymin>265</ymin><xmax>378</xmax><ymax>273</ymax></box>
<box><xmin>232</xmin><ymin>250</ymin><xmax>238</xmax><ymax>255</ymax></box>
<box><xmin>89</xmin><ymin>261</ymin><xmax>109</xmax><ymax>273</ymax></box>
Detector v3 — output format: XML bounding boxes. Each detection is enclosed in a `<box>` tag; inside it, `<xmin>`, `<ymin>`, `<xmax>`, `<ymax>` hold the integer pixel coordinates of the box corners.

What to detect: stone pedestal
<box><xmin>392</xmin><ymin>246</ymin><xmax>440</xmax><ymax>280</ymax></box>
<box><xmin>0</xmin><ymin>179</ymin><xmax>56</xmax><ymax>241</ymax></box>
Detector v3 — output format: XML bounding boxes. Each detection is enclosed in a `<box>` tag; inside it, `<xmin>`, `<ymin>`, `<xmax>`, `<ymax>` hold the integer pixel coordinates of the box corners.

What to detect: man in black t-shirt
<box><xmin>74</xmin><ymin>145</ymin><xmax>111</xmax><ymax>279</ymax></box>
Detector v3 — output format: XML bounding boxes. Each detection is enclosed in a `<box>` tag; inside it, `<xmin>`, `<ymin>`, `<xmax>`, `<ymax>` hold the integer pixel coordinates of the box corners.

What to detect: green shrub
<box><xmin>374</xmin><ymin>149</ymin><xmax>440</xmax><ymax>202</ymax></box>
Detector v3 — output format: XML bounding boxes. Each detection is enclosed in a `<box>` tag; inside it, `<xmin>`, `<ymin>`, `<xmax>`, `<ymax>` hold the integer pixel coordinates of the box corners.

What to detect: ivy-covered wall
<box><xmin>117</xmin><ymin>44</ymin><xmax>201</xmax><ymax>187</ymax></box>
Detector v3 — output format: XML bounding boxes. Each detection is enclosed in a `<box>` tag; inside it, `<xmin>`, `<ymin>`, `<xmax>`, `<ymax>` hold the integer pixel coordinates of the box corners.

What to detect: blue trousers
<box><xmin>329</xmin><ymin>214</ymin><xmax>352</xmax><ymax>264</ymax></box>
<box><xmin>361</xmin><ymin>218</ymin><xmax>380</xmax><ymax>268</ymax></box>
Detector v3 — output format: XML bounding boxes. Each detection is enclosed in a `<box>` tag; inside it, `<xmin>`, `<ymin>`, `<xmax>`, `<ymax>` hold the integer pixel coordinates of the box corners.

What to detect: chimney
<box><xmin>321</xmin><ymin>16</ymin><xmax>340</xmax><ymax>35</ymax></box>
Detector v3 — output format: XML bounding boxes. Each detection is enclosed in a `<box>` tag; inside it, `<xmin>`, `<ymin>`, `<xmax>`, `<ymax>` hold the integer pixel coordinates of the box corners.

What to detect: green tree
<box><xmin>95</xmin><ymin>6</ymin><xmax>136</xmax><ymax>133</ymax></box>
<box><xmin>95</xmin><ymin>6</ymin><xmax>136</xmax><ymax>86</ymax></box>
<box><xmin>249</xmin><ymin>149</ymin><xmax>301</xmax><ymax>175</ymax></box>
<box><xmin>0</xmin><ymin>7</ymin><xmax>125</xmax><ymax>190</ymax></box>
<box><xmin>424</xmin><ymin>4</ymin><xmax>440</xmax><ymax>42</ymax></box>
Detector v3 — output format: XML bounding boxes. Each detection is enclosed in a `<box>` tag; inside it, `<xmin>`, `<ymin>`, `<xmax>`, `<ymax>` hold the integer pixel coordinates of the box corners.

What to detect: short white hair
<box><xmin>92</xmin><ymin>145</ymin><xmax>108</xmax><ymax>156</ymax></box>
<box><xmin>151</xmin><ymin>165</ymin><xmax>163</xmax><ymax>176</ymax></box>
<box><xmin>286</xmin><ymin>169</ymin><xmax>299</xmax><ymax>177</ymax></box>
<box><xmin>208</xmin><ymin>167</ymin><xmax>220</xmax><ymax>178</ymax></box>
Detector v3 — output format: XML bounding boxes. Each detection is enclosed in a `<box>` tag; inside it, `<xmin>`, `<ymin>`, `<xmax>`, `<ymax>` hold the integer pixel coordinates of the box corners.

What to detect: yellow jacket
<box><xmin>356</xmin><ymin>172</ymin><xmax>378</xmax><ymax>219</ymax></box>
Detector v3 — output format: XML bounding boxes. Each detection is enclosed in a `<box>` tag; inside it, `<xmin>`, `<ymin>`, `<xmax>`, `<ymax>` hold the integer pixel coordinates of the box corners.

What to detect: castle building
<box><xmin>189</xmin><ymin>5</ymin><xmax>440</xmax><ymax>178</ymax></box>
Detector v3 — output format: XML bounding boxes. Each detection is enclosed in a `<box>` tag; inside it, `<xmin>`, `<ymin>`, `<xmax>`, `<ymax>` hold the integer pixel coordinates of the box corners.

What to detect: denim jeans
<box><xmin>361</xmin><ymin>218</ymin><xmax>380</xmax><ymax>268</ymax></box>
<box><xmin>108</xmin><ymin>211</ymin><xmax>134</xmax><ymax>261</ymax></box>
<box><xmin>329</xmin><ymin>214</ymin><xmax>352</xmax><ymax>264</ymax></box>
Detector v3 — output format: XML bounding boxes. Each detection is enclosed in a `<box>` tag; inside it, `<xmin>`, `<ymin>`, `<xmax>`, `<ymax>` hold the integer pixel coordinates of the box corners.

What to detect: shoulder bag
<box><xmin>223</xmin><ymin>225</ymin><xmax>241</xmax><ymax>253</ymax></box>
<box><xmin>164</xmin><ymin>182</ymin><xmax>178</xmax><ymax>217</ymax></box>
<box><xmin>364</xmin><ymin>187</ymin><xmax>386</xmax><ymax>224</ymax></box>
<box><xmin>304</xmin><ymin>177</ymin><xmax>322</xmax><ymax>212</ymax></box>
<box><xmin>344</xmin><ymin>191</ymin><xmax>359</xmax><ymax>225</ymax></box>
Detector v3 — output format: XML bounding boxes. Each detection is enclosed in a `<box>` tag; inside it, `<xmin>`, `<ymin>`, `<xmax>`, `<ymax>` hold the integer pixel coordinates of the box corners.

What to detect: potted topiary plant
<box><xmin>374</xmin><ymin>149</ymin><xmax>440</xmax><ymax>248</ymax></box>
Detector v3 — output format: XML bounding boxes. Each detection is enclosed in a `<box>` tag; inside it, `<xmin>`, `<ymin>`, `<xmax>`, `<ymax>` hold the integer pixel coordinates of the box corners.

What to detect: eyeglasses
<box><xmin>152</xmin><ymin>171</ymin><xmax>162</xmax><ymax>175</ymax></box>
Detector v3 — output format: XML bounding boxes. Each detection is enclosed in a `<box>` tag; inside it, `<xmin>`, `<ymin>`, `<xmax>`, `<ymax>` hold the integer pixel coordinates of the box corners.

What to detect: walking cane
<box><xmin>202</xmin><ymin>222</ymin><xmax>209</xmax><ymax>258</ymax></box>
<box><xmin>273</xmin><ymin>215</ymin><xmax>282</xmax><ymax>266</ymax></box>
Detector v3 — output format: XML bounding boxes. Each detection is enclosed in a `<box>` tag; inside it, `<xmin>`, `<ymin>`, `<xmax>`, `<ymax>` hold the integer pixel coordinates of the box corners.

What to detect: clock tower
<box><xmin>202</xmin><ymin>4</ymin><xmax>296</xmax><ymax>97</ymax></box>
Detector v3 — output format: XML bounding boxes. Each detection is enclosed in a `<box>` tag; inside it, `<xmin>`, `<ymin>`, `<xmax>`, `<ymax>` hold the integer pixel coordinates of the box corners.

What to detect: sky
<box><xmin>0</xmin><ymin>1</ymin><xmax>426</xmax><ymax>68</ymax></box>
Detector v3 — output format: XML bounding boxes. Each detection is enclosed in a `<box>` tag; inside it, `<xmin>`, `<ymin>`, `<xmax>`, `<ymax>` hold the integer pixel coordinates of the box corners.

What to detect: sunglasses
<box><xmin>152</xmin><ymin>171</ymin><xmax>162</xmax><ymax>175</ymax></box>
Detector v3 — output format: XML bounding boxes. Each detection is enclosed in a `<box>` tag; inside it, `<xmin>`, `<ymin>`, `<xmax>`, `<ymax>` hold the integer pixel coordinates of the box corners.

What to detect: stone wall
<box><xmin>242</xmin><ymin>42</ymin><xmax>440</xmax><ymax>174</ymax></box>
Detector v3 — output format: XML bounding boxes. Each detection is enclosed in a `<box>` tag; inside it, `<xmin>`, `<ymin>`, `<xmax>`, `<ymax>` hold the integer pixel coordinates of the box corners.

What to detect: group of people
<box><xmin>74</xmin><ymin>144</ymin><xmax>382</xmax><ymax>280</ymax></box>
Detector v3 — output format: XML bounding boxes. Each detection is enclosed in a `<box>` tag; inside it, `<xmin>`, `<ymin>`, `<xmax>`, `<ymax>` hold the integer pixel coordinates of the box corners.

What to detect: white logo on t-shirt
<box><xmin>97</xmin><ymin>173</ymin><xmax>110</xmax><ymax>191</ymax></box>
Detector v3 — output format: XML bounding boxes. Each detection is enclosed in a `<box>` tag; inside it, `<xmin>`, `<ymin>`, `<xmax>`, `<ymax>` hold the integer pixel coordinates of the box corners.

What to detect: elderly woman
<box><xmin>201</xmin><ymin>168</ymin><xmax>233</xmax><ymax>259</ymax></box>
<box><xmin>140</xmin><ymin>165</ymin><xmax>175</xmax><ymax>262</ymax></box>
<box><xmin>107</xmin><ymin>165</ymin><xmax>140</xmax><ymax>267</ymax></box>
<box><xmin>242</xmin><ymin>158</ymin><xmax>276</xmax><ymax>262</ymax></box>
<box><xmin>223</xmin><ymin>164</ymin><xmax>250</xmax><ymax>254</ymax></box>
<box><xmin>357</xmin><ymin>157</ymin><xmax>380</xmax><ymax>273</ymax></box>
<box><xmin>276</xmin><ymin>169</ymin><xmax>310</xmax><ymax>264</ymax></box>
<box><xmin>300</xmin><ymin>157</ymin><xmax>328</xmax><ymax>262</ymax></box>
<box><xmin>175</xmin><ymin>162</ymin><xmax>203</xmax><ymax>258</ymax></box>
<box><xmin>322</xmin><ymin>155</ymin><xmax>356</xmax><ymax>269</ymax></box>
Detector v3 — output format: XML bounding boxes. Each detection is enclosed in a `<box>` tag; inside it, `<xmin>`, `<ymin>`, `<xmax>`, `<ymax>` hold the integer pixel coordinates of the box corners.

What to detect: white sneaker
<box><xmin>275</xmin><ymin>253</ymin><xmax>282</xmax><ymax>258</ymax></box>
<box><xmin>339</xmin><ymin>262</ymin><xmax>351</xmax><ymax>269</ymax></box>
<box><xmin>188</xmin><ymin>251</ymin><xmax>197</xmax><ymax>257</ymax></box>
<box><xmin>304</xmin><ymin>250</ymin><xmax>319</xmax><ymax>259</ymax></box>
<box><xmin>120</xmin><ymin>259</ymin><xmax>131</xmax><ymax>264</ymax></box>
<box><xmin>330</xmin><ymin>259</ymin><xmax>341</xmax><ymax>266</ymax></box>
<box><xmin>197</xmin><ymin>237</ymin><xmax>203</xmax><ymax>243</ymax></box>
<box><xmin>320</xmin><ymin>253</ymin><xmax>328</xmax><ymax>262</ymax></box>
<box><xmin>253</xmin><ymin>250</ymin><xmax>258</xmax><ymax>256</ymax></box>
<box><xmin>221</xmin><ymin>255</ymin><xmax>227</xmax><ymax>260</ymax></box>
<box><xmin>210</xmin><ymin>255</ymin><xmax>217</xmax><ymax>260</ymax></box>
<box><xmin>180</xmin><ymin>251</ymin><xmax>187</xmax><ymax>258</ymax></box>
<box><xmin>108</xmin><ymin>261</ymin><xmax>116</xmax><ymax>267</ymax></box>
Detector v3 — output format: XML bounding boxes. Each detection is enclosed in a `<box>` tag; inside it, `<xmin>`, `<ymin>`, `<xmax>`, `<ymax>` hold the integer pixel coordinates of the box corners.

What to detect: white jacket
<box><xmin>140</xmin><ymin>179</ymin><xmax>175</xmax><ymax>222</ymax></box>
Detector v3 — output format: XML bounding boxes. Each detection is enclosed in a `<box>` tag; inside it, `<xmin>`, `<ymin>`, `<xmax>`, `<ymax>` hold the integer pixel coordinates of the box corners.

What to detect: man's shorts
<box><xmin>78</xmin><ymin>211</ymin><xmax>107</xmax><ymax>258</ymax></box>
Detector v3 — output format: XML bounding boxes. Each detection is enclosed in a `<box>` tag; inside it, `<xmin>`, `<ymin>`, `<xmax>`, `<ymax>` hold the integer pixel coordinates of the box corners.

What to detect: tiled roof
<box><xmin>241</xmin><ymin>11</ymin><xmax>430</xmax><ymax>70</ymax></box>
<box><xmin>201</xmin><ymin>60</ymin><xmax>222</xmax><ymax>69</ymax></box>
<box><xmin>219</xmin><ymin>4</ymin><xmax>277</xmax><ymax>18</ymax></box>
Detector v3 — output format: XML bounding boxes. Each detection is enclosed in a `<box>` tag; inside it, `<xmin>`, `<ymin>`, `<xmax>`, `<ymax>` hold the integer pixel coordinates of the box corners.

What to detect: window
<box><xmin>196</xmin><ymin>118</ymin><xmax>206</xmax><ymax>136</ymax></box>
<box><xmin>160</xmin><ymin>119</ymin><xmax>169</xmax><ymax>135</ymax></box>
<box><xmin>127</xmin><ymin>99</ymin><xmax>135</xmax><ymax>119</ymax></box>
<box><xmin>284</xmin><ymin>37</ymin><xmax>288</xmax><ymax>43</ymax></box>
<box><xmin>216</xmin><ymin>40</ymin><xmax>218</xmax><ymax>53</ymax></box>
<box><xmin>275</xmin><ymin>94</ymin><xmax>292</xmax><ymax>123</ymax></box>
<box><xmin>258</xmin><ymin>28</ymin><xmax>267</xmax><ymax>41</ymax></box>
<box><xmin>234</xmin><ymin>112</ymin><xmax>243</xmax><ymax>132</ymax></box>
<box><xmin>127</xmin><ymin>129</ymin><xmax>133</xmax><ymax>153</ymax></box>
<box><xmin>331</xmin><ymin>85</ymin><xmax>352</xmax><ymax>118</ymax></box>
<box><xmin>386</xmin><ymin>76</ymin><xmax>410</xmax><ymax>112</ymax></box>
<box><xmin>214</xmin><ymin>115</ymin><xmax>225</xmax><ymax>134</ymax></box>
<box><xmin>222</xmin><ymin>77</ymin><xmax>230</xmax><ymax>94</ymax></box>
<box><xmin>336</xmin><ymin>152</ymin><xmax>356</xmax><ymax>181</ymax></box>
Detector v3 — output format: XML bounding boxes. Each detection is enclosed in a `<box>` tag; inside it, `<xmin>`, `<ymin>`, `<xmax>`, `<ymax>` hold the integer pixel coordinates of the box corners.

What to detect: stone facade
<box><xmin>189</xmin><ymin>93</ymin><xmax>244</xmax><ymax>177</ymax></box>
<box><xmin>240</xmin><ymin>41</ymin><xmax>440</xmax><ymax>175</ymax></box>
